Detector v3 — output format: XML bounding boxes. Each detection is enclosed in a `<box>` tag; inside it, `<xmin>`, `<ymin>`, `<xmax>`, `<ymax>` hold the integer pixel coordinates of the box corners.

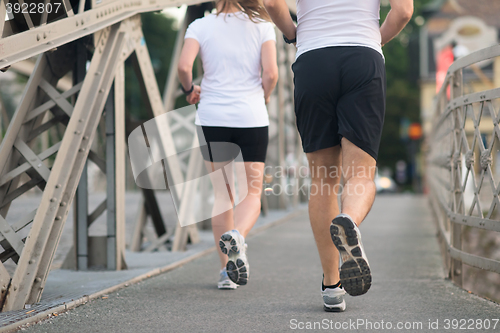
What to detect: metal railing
<box><xmin>428</xmin><ymin>44</ymin><xmax>500</xmax><ymax>290</ymax></box>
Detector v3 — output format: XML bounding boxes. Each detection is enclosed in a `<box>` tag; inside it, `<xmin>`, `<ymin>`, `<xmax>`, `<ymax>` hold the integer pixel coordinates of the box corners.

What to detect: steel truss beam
<box><xmin>0</xmin><ymin>15</ymin><xmax>148</xmax><ymax>311</ymax></box>
<box><xmin>0</xmin><ymin>0</ymin><xmax>300</xmax><ymax>311</ymax></box>
<box><xmin>264</xmin><ymin>30</ymin><xmax>304</xmax><ymax>210</ymax></box>
<box><xmin>0</xmin><ymin>0</ymin><xmax>295</xmax><ymax>71</ymax></box>
<box><xmin>129</xmin><ymin>5</ymin><xmax>207</xmax><ymax>253</ymax></box>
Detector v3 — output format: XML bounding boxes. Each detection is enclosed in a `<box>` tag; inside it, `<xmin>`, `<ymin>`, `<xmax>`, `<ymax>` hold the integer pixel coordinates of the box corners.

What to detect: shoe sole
<box><xmin>330</xmin><ymin>217</ymin><xmax>371</xmax><ymax>296</ymax></box>
<box><xmin>218</xmin><ymin>282</ymin><xmax>237</xmax><ymax>290</ymax></box>
<box><xmin>219</xmin><ymin>233</ymin><xmax>248</xmax><ymax>285</ymax></box>
<box><xmin>323</xmin><ymin>300</ymin><xmax>346</xmax><ymax>312</ymax></box>
<box><xmin>219</xmin><ymin>233</ymin><xmax>238</xmax><ymax>256</ymax></box>
<box><xmin>226</xmin><ymin>259</ymin><xmax>248</xmax><ymax>285</ymax></box>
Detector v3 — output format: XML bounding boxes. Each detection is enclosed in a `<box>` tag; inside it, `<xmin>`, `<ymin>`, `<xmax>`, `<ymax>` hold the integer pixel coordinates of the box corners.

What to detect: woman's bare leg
<box><xmin>233</xmin><ymin>162</ymin><xmax>265</xmax><ymax>238</ymax></box>
<box><xmin>206</xmin><ymin>161</ymin><xmax>235</xmax><ymax>269</ymax></box>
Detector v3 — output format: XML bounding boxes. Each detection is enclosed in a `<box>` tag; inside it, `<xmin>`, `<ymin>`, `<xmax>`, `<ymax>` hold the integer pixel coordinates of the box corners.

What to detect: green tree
<box><xmin>125</xmin><ymin>12</ymin><xmax>178</xmax><ymax>122</ymax></box>
<box><xmin>378</xmin><ymin>0</ymin><xmax>433</xmax><ymax>183</ymax></box>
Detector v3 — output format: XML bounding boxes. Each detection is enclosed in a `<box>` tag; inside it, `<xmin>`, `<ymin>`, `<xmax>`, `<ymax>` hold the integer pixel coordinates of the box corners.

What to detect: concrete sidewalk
<box><xmin>0</xmin><ymin>192</ymin><xmax>303</xmax><ymax>332</ymax></box>
<box><xmin>21</xmin><ymin>195</ymin><xmax>500</xmax><ymax>332</ymax></box>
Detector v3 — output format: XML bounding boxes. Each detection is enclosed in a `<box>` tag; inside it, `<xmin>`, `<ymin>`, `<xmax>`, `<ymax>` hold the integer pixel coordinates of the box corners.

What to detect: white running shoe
<box><xmin>330</xmin><ymin>214</ymin><xmax>372</xmax><ymax>296</ymax></box>
<box><xmin>218</xmin><ymin>268</ymin><xmax>238</xmax><ymax>290</ymax></box>
<box><xmin>322</xmin><ymin>285</ymin><xmax>346</xmax><ymax>312</ymax></box>
<box><xmin>219</xmin><ymin>229</ymin><xmax>249</xmax><ymax>285</ymax></box>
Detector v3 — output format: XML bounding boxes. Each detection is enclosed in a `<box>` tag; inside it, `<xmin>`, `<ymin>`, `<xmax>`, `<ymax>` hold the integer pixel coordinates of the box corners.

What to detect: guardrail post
<box><xmin>450</xmin><ymin>69</ymin><xmax>463</xmax><ymax>287</ymax></box>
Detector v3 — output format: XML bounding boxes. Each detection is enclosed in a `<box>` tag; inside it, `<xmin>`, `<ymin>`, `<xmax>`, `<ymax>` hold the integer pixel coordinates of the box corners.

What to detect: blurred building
<box><xmin>419</xmin><ymin>0</ymin><xmax>500</xmax><ymax>136</ymax></box>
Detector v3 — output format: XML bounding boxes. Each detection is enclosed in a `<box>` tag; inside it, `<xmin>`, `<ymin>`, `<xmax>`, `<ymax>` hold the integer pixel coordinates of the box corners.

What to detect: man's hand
<box><xmin>380</xmin><ymin>0</ymin><xmax>413</xmax><ymax>46</ymax></box>
<box><xmin>186</xmin><ymin>85</ymin><xmax>201</xmax><ymax>104</ymax></box>
<box><xmin>263</xmin><ymin>0</ymin><xmax>296</xmax><ymax>42</ymax></box>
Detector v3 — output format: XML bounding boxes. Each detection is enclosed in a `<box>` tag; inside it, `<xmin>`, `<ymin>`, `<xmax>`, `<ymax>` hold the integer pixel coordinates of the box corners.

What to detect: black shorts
<box><xmin>292</xmin><ymin>46</ymin><xmax>386</xmax><ymax>160</ymax></box>
<box><xmin>197</xmin><ymin>126</ymin><xmax>268</xmax><ymax>163</ymax></box>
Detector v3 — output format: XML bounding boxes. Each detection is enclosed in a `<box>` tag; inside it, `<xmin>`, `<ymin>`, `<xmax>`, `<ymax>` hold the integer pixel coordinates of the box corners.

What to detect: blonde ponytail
<box><xmin>217</xmin><ymin>0</ymin><xmax>271</xmax><ymax>22</ymax></box>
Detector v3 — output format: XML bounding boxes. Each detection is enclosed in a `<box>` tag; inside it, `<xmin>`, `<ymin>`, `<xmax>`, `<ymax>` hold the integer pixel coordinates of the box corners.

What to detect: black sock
<box><xmin>322</xmin><ymin>281</ymin><xmax>341</xmax><ymax>291</ymax></box>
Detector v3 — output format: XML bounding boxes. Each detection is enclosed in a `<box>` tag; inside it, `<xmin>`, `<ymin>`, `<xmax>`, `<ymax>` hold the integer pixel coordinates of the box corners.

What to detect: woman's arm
<box><xmin>380</xmin><ymin>0</ymin><xmax>413</xmax><ymax>46</ymax></box>
<box><xmin>177</xmin><ymin>38</ymin><xmax>201</xmax><ymax>104</ymax></box>
<box><xmin>263</xmin><ymin>0</ymin><xmax>296</xmax><ymax>41</ymax></box>
<box><xmin>261</xmin><ymin>40</ymin><xmax>279</xmax><ymax>104</ymax></box>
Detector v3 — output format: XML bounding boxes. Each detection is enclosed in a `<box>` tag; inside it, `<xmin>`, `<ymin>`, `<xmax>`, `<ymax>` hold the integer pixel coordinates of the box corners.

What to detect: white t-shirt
<box><xmin>185</xmin><ymin>12</ymin><xmax>276</xmax><ymax>128</ymax></box>
<box><xmin>295</xmin><ymin>0</ymin><xmax>383</xmax><ymax>60</ymax></box>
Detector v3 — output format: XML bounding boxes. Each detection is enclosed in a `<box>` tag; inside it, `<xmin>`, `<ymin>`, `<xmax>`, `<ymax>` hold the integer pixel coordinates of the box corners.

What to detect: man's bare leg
<box><xmin>329</xmin><ymin>137</ymin><xmax>377</xmax><ymax>296</ymax></box>
<box><xmin>306</xmin><ymin>146</ymin><xmax>342</xmax><ymax>286</ymax></box>
<box><xmin>340</xmin><ymin>138</ymin><xmax>377</xmax><ymax>225</ymax></box>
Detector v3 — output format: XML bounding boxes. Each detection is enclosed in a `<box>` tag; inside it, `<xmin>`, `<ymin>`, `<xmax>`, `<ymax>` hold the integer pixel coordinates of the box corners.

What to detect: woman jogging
<box><xmin>178</xmin><ymin>0</ymin><xmax>278</xmax><ymax>289</ymax></box>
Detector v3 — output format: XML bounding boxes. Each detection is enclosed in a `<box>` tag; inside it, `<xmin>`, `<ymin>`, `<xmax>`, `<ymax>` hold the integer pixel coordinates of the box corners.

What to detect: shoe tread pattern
<box><xmin>330</xmin><ymin>217</ymin><xmax>371</xmax><ymax>296</ymax></box>
<box><xmin>227</xmin><ymin>260</ymin><xmax>248</xmax><ymax>285</ymax></box>
<box><xmin>219</xmin><ymin>234</ymin><xmax>239</xmax><ymax>256</ymax></box>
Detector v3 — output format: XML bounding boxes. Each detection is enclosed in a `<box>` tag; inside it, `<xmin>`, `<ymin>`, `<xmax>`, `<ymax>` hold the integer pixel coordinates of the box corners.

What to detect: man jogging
<box><xmin>263</xmin><ymin>0</ymin><xmax>413</xmax><ymax>311</ymax></box>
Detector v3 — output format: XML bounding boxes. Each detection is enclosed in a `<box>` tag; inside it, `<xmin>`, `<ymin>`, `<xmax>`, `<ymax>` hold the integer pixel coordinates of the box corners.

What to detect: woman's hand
<box><xmin>186</xmin><ymin>85</ymin><xmax>201</xmax><ymax>104</ymax></box>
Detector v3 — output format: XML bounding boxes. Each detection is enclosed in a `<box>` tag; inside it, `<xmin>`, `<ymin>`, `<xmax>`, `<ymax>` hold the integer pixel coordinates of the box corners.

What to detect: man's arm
<box><xmin>380</xmin><ymin>0</ymin><xmax>414</xmax><ymax>46</ymax></box>
<box><xmin>263</xmin><ymin>0</ymin><xmax>296</xmax><ymax>40</ymax></box>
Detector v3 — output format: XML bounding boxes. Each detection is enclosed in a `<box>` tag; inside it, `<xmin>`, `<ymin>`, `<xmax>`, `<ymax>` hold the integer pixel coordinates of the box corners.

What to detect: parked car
<box><xmin>375</xmin><ymin>173</ymin><xmax>397</xmax><ymax>193</ymax></box>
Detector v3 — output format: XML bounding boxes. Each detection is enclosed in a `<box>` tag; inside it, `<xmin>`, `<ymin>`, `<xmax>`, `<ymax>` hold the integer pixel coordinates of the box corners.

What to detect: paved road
<box><xmin>24</xmin><ymin>196</ymin><xmax>500</xmax><ymax>332</ymax></box>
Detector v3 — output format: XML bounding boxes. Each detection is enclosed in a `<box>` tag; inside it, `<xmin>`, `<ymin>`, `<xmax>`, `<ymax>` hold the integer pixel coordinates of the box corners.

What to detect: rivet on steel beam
<box><xmin>55</xmin><ymin>184</ymin><xmax>61</xmax><ymax>188</ymax></box>
<box><xmin>55</xmin><ymin>216</ymin><xmax>62</xmax><ymax>220</ymax></box>
<box><xmin>43</xmin><ymin>32</ymin><xmax>47</xmax><ymax>39</ymax></box>
<box><xmin>76</xmin><ymin>21</ymin><xmax>79</xmax><ymax>26</ymax></box>
<box><xmin>28</xmin><ymin>260</ymin><xmax>34</xmax><ymax>264</ymax></box>
<box><xmin>35</xmin><ymin>278</ymin><xmax>41</xmax><ymax>283</ymax></box>
<box><xmin>37</xmin><ymin>34</ymin><xmax>41</xmax><ymax>41</ymax></box>
<box><xmin>99</xmin><ymin>89</ymin><xmax>105</xmax><ymax>93</ymax></box>
<box><xmin>75</xmin><ymin>131</ymin><xmax>81</xmax><ymax>134</ymax></box>
<box><xmin>50</xmin><ymin>198</ymin><xmax>57</xmax><ymax>202</ymax></box>
<box><xmin>13</xmin><ymin>286</ymin><xmax>17</xmax><ymax>291</ymax></box>
<box><xmin>60</xmin><ymin>202</ymin><xmax>66</xmax><ymax>207</ymax></box>
<box><xmin>79</xmin><ymin>148</ymin><xmax>85</xmax><ymax>152</ymax></box>
<box><xmin>81</xmin><ymin>20</ymin><xmax>84</xmax><ymax>25</ymax></box>
<box><xmin>83</xmin><ymin>136</ymin><xmax>89</xmax><ymax>140</ymax></box>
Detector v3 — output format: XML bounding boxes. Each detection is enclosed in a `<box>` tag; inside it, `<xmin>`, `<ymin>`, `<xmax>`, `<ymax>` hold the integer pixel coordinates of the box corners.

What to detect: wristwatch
<box><xmin>181</xmin><ymin>84</ymin><xmax>194</xmax><ymax>95</ymax></box>
<box><xmin>283</xmin><ymin>34</ymin><xmax>296</xmax><ymax>44</ymax></box>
